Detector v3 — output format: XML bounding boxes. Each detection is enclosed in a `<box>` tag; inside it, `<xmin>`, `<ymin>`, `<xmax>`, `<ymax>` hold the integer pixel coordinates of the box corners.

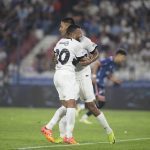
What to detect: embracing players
<box><xmin>41</xmin><ymin>24</ymin><xmax>89</xmax><ymax>144</ymax></box>
<box><xmin>42</xmin><ymin>18</ymin><xmax>116</xmax><ymax>144</ymax></box>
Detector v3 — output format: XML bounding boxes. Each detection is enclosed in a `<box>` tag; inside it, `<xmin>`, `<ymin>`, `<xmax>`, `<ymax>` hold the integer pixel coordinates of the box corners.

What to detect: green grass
<box><xmin>0</xmin><ymin>108</ymin><xmax>150</xmax><ymax>150</ymax></box>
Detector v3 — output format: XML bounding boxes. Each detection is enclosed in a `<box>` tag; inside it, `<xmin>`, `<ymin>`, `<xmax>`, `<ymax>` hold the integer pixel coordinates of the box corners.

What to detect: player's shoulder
<box><xmin>56</xmin><ymin>38</ymin><xmax>80</xmax><ymax>47</ymax></box>
<box><xmin>80</xmin><ymin>36</ymin><xmax>91</xmax><ymax>43</ymax></box>
<box><xmin>57</xmin><ymin>38</ymin><xmax>69</xmax><ymax>44</ymax></box>
<box><xmin>72</xmin><ymin>38</ymin><xmax>81</xmax><ymax>44</ymax></box>
<box><xmin>80</xmin><ymin>36</ymin><xmax>97</xmax><ymax>49</ymax></box>
<box><xmin>71</xmin><ymin>39</ymin><xmax>82</xmax><ymax>48</ymax></box>
<box><xmin>55</xmin><ymin>38</ymin><xmax>65</xmax><ymax>47</ymax></box>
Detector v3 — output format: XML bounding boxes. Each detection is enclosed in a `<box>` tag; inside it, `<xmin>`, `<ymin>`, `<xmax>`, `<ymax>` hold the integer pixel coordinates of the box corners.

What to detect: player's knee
<box><xmin>66</xmin><ymin>99</ymin><xmax>76</xmax><ymax>108</ymax></box>
<box><xmin>85</xmin><ymin>102</ymin><xmax>100</xmax><ymax>116</ymax></box>
<box><xmin>85</xmin><ymin>102</ymin><xmax>93</xmax><ymax>110</ymax></box>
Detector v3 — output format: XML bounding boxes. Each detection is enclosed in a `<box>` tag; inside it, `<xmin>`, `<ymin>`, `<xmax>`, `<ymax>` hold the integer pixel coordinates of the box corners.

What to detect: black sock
<box><xmin>96</xmin><ymin>101</ymin><xmax>106</xmax><ymax>109</ymax></box>
<box><xmin>86</xmin><ymin>111</ymin><xmax>93</xmax><ymax>116</ymax></box>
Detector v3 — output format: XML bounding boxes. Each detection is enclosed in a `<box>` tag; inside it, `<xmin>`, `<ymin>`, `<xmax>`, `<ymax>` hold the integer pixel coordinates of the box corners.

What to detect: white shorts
<box><xmin>54</xmin><ymin>70</ymin><xmax>78</xmax><ymax>101</ymax></box>
<box><xmin>76</xmin><ymin>67</ymin><xmax>95</xmax><ymax>102</ymax></box>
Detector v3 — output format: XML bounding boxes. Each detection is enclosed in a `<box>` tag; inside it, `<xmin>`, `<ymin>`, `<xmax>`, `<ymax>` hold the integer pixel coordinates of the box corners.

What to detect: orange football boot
<box><xmin>41</xmin><ymin>126</ymin><xmax>55</xmax><ymax>143</ymax></box>
<box><xmin>63</xmin><ymin>136</ymin><xmax>78</xmax><ymax>144</ymax></box>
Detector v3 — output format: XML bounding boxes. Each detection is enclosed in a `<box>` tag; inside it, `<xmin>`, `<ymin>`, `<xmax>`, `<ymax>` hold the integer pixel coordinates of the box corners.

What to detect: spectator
<box><xmin>1</xmin><ymin>0</ymin><xmax>150</xmax><ymax>80</ymax></box>
<box><xmin>33</xmin><ymin>49</ymin><xmax>49</xmax><ymax>73</ymax></box>
<box><xmin>0</xmin><ymin>46</ymin><xmax>7</xmax><ymax>72</ymax></box>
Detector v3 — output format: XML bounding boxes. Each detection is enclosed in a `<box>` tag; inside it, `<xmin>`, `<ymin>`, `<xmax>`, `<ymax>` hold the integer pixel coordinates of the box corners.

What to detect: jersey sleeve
<box><xmin>74</xmin><ymin>42</ymin><xmax>86</xmax><ymax>58</ymax></box>
<box><xmin>82</xmin><ymin>36</ymin><xmax>98</xmax><ymax>53</ymax></box>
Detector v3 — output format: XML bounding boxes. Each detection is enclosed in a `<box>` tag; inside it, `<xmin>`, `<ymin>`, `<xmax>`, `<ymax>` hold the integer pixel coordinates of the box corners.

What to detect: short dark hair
<box><xmin>116</xmin><ymin>48</ymin><xmax>127</xmax><ymax>56</ymax></box>
<box><xmin>61</xmin><ymin>17</ymin><xmax>75</xmax><ymax>25</ymax></box>
<box><xmin>66</xmin><ymin>24</ymin><xmax>80</xmax><ymax>35</ymax></box>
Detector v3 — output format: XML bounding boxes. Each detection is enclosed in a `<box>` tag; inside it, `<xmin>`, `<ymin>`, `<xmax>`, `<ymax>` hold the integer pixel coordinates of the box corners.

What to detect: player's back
<box><xmin>54</xmin><ymin>38</ymin><xmax>85</xmax><ymax>72</ymax></box>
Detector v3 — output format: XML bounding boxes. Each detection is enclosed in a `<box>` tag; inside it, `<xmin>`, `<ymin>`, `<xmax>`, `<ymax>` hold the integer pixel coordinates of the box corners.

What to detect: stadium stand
<box><xmin>0</xmin><ymin>0</ymin><xmax>150</xmax><ymax>84</ymax></box>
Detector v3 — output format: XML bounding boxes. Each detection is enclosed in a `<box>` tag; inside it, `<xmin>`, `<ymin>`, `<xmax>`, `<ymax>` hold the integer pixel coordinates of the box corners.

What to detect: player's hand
<box><xmin>79</xmin><ymin>57</ymin><xmax>91</xmax><ymax>66</ymax></box>
<box><xmin>89</xmin><ymin>53</ymin><xmax>93</xmax><ymax>59</ymax></box>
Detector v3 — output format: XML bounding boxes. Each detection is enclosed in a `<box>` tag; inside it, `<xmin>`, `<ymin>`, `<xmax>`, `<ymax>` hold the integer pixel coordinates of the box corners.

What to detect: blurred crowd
<box><xmin>68</xmin><ymin>0</ymin><xmax>150</xmax><ymax>80</ymax></box>
<box><xmin>70</xmin><ymin>0</ymin><xmax>150</xmax><ymax>60</ymax></box>
<box><xmin>0</xmin><ymin>0</ymin><xmax>150</xmax><ymax>85</ymax></box>
<box><xmin>0</xmin><ymin>0</ymin><xmax>77</xmax><ymax>85</ymax></box>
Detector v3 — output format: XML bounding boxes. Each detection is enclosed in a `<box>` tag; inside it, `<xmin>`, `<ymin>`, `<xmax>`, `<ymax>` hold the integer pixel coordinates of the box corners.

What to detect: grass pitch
<box><xmin>0</xmin><ymin>108</ymin><xmax>150</xmax><ymax>150</ymax></box>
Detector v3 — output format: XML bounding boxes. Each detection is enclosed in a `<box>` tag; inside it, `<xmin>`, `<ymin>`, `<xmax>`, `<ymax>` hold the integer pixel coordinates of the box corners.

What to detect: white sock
<box><xmin>66</xmin><ymin>108</ymin><xmax>76</xmax><ymax>138</ymax></box>
<box><xmin>97</xmin><ymin>112</ymin><xmax>112</xmax><ymax>134</ymax></box>
<box><xmin>46</xmin><ymin>106</ymin><xmax>66</xmax><ymax>130</ymax></box>
<box><xmin>59</xmin><ymin>115</ymin><xmax>66</xmax><ymax>138</ymax></box>
<box><xmin>81</xmin><ymin>114</ymin><xmax>88</xmax><ymax>120</ymax></box>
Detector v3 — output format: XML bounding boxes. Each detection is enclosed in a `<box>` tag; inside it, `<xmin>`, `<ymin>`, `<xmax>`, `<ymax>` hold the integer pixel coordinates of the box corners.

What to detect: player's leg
<box><xmin>54</xmin><ymin>115</ymin><xmax>66</xmax><ymax>143</ymax></box>
<box><xmin>80</xmin><ymin>110</ymin><xmax>93</xmax><ymax>124</ymax></box>
<box><xmin>85</xmin><ymin>101</ymin><xmax>111</xmax><ymax>132</ymax></box>
<box><xmin>85</xmin><ymin>102</ymin><xmax>115</xmax><ymax>144</ymax></box>
<box><xmin>79</xmin><ymin>72</ymin><xmax>95</xmax><ymax>124</ymax></box>
<box><xmin>41</xmin><ymin>103</ymin><xmax>66</xmax><ymax>142</ymax></box>
<box><xmin>45</xmin><ymin>101</ymin><xmax>67</xmax><ymax>130</ymax></box>
<box><xmin>96</xmin><ymin>95</ymin><xmax>106</xmax><ymax>108</ymax></box>
<box><xmin>56</xmin><ymin>78</ymin><xmax>79</xmax><ymax>144</ymax></box>
<box><xmin>56</xmin><ymin>102</ymin><xmax>77</xmax><ymax>144</ymax></box>
<box><xmin>41</xmin><ymin>71</ymin><xmax>67</xmax><ymax>142</ymax></box>
<box><xmin>64</xmin><ymin>99</ymin><xmax>77</xmax><ymax>144</ymax></box>
<box><xmin>95</xmin><ymin>85</ymin><xmax>106</xmax><ymax>109</ymax></box>
<box><xmin>80</xmin><ymin>94</ymin><xmax>106</xmax><ymax>124</ymax></box>
<box><xmin>62</xmin><ymin>73</ymin><xmax>78</xmax><ymax>144</ymax></box>
<box><xmin>75</xmin><ymin>78</ymin><xmax>84</xmax><ymax>116</ymax></box>
<box><xmin>76</xmin><ymin>101</ymin><xmax>85</xmax><ymax>117</ymax></box>
<box><xmin>79</xmin><ymin>71</ymin><xmax>115</xmax><ymax>144</ymax></box>
<box><xmin>59</xmin><ymin>116</ymin><xmax>66</xmax><ymax>138</ymax></box>
<box><xmin>80</xmin><ymin>81</ymin><xmax>106</xmax><ymax>122</ymax></box>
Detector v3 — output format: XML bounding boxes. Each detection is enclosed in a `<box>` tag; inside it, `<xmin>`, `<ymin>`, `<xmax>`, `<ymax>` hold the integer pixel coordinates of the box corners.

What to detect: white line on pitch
<box><xmin>16</xmin><ymin>137</ymin><xmax>150</xmax><ymax>150</ymax></box>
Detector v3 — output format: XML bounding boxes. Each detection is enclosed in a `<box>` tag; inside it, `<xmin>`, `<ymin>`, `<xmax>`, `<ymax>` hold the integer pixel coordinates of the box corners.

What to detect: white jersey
<box><xmin>75</xmin><ymin>36</ymin><xmax>97</xmax><ymax>73</ymax></box>
<box><xmin>54</xmin><ymin>38</ymin><xmax>85</xmax><ymax>72</ymax></box>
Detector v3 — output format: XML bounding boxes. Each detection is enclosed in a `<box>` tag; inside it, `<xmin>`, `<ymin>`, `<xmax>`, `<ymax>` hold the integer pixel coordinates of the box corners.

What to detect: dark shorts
<box><xmin>93</xmin><ymin>84</ymin><xmax>105</xmax><ymax>96</ymax></box>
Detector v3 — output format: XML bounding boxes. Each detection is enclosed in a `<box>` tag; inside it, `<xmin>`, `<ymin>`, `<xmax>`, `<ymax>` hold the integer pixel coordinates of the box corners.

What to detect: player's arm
<box><xmin>77</xmin><ymin>55</ymin><xmax>90</xmax><ymax>66</ymax></box>
<box><xmin>91</xmin><ymin>60</ymin><xmax>101</xmax><ymax>84</ymax></box>
<box><xmin>74</xmin><ymin>41</ymin><xmax>92</xmax><ymax>66</ymax></box>
<box><xmin>108</xmin><ymin>74</ymin><xmax>122</xmax><ymax>85</ymax></box>
<box><xmin>53</xmin><ymin>49</ymin><xmax>58</xmax><ymax>64</ymax></box>
<box><xmin>89</xmin><ymin>47</ymin><xmax>100</xmax><ymax>63</ymax></box>
<box><xmin>79</xmin><ymin>48</ymin><xmax>99</xmax><ymax>66</ymax></box>
<box><xmin>80</xmin><ymin>37</ymin><xmax>99</xmax><ymax>65</ymax></box>
<box><xmin>79</xmin><ymin>56</ymin><xmax>91</xmax><ymax>66</ymax></box>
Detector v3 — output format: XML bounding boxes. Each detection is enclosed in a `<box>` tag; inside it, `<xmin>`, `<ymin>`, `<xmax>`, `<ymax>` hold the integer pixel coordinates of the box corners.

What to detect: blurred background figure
<box><xmin>33</xmin><ymin>49</ymin><xmax>49</xmax><ymax>73</ymax></box>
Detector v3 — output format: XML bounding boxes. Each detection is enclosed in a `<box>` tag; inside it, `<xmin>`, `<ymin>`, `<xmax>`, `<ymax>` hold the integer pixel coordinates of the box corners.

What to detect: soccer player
<box><xmin>41</xmin><ymin>25</ymin><xmax>89</xmax><ymax>144</ymax></box>
<box><xmin>55</xmin><ymin>18</ymin><xmax>115</xmax><ymax>144</ymax></box>
<box><xmin>80</xmin><ymin>49</ymin><xmax>127</xmax><ymax>124</ymax></box>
